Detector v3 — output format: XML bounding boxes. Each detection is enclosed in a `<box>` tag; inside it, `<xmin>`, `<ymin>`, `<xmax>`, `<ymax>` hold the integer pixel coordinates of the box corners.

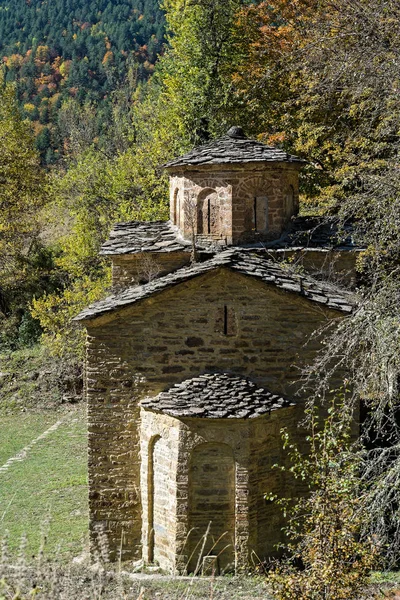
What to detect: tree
<box><xmin>0</xmin><ymin>75</ymin><xmax>49</xmax><ymax>347</ymax></box>
<box><xmin>0</xmin><ymin>76</ymin><xmax>46</xmax><ymax>287</ymax></box>
<box><xmin>157</xmin><ymin>0</ymin><xmax>247</xmax><ymax>145</ymax></box>
<box><xmin>224</xmin><ymin>0</ymin><xmax>400</xmax><ymax>568</ymax></box>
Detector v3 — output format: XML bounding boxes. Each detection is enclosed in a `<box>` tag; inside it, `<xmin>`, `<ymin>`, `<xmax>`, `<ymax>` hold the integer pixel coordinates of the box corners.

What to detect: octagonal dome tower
<box><xmin>163</xmin><ymin>126</ymin><xmax>306</xmax><ymax>246</ymax></box>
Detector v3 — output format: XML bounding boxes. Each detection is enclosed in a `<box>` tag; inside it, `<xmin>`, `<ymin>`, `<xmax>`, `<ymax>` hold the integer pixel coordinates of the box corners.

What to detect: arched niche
<box><xmin>150</xmin><ymin>435</ymin><xmax>174</xmax><ymax>567</ymax></box>
<box><xmin>196</xmin><ymin>188</ymin><xmax>220</xmax><ymax>236</ymax></box>
<box><xmin>187</xmin><ymin>442</ymin><xmax>235</xmax><ymax>573</ymax></box>
<box><xmin>252</xmin><ymin>195</ymin><xmax>268</xmax><ymax>233</ymax></box>
<box><xmin>285</xmin><ymin>185</ymin><xmax>294</xmax><ymax>220</ymax></box>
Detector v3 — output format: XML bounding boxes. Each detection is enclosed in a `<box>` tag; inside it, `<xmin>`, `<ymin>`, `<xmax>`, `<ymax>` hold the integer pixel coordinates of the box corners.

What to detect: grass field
<box><xmin>0</xmin><ymin>406</ymin><xmax>88</xmax><ymax>561</ymax></box>
<box><xmin>1</xmin><ymin>405</ymin><xmax>400</xmax><ymax>599</ymax></box>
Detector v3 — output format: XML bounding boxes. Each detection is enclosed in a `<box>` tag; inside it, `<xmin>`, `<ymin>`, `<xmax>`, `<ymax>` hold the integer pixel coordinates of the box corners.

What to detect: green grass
<box><xmin>0</xmin><ymin>412</ymin><xmax>60</xmax><ymax>465</ymax></box>
<box><xmin>370</xmin><ymin>571</ymin><xmax>400</xmax><ymax>584</ymax></box>
<box><xmin>0</xmin><ymin>406</ymin><xmax>88</xmax><ymax>561</ymax></box>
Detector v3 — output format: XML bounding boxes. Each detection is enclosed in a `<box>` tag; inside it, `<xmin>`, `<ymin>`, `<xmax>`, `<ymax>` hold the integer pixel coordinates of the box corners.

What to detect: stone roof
<box><xmin>100</xmin><ymin>220</ymin><xmax>191</xmax><ymax>255</ymax></box>
<box><xmin>100</xmin><ymin>220</ymin><xmax>216</xmax><ymax>256</ymax></box>
<box><xmin>74</xmin><ymin>248</ymin><xmax>356</xmax><ymax>321</ymax></box>
<box><xmin>268</xmin><ymin>216</ymin><xmax>363</xmax><ymax>251</ymax></box>
<box><xmin>140</xmin><ymin>373</ymin><xmax>294</xmax><ymax>419</ymax></box>
<box><xmin>99</xmin><ymin>217</ymin><xmax>363</xmax><ymax>256</ymax></box>
<box><xmin>163</xmin><ymin>126</ymin><xmax>306</xmax><ymax>169</ymax></box>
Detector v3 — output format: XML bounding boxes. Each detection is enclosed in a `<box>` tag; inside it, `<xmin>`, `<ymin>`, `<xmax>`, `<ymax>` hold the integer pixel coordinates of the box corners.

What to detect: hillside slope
<box><xmin>0</xmin><ymin>0</ymin><xmax>165</xmax><ymax>160</ymax></box>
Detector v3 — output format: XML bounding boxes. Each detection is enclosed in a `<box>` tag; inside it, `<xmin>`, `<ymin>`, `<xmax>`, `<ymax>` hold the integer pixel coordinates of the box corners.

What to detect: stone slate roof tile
<box><xmin>100</xmin><ymin>220</ymin><xmax>192</xmax><ymax>255</ymax></box>
<box><xmin>140</xmin><ymin>372</ymin><xmax>294</xmax><ymax>419</ymax></box>
<box><xmin>100</xmin><ymin>216</ymin><xmax>364</xmax><ymax>256</ymax></box>
<box><xmin>267</xmin><ymin>216</ymin><xmax>365</xmax><ymax>251</ymax></box>
<box><xmin>163</xmin><ymin>127</ymin><xmax>306</xmax><ymax>169</ymax></box>
<box><xmin>74</xmin><ymin>248</ymin><xmax>356</xmax><ymax>321</ymax></box>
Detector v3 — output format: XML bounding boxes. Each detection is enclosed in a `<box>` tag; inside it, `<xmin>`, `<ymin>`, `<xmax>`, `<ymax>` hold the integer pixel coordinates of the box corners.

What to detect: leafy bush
<box><xmin>17</xmin><ymin>313</ymin><xmax>42</xmax><ymax>347</ymax></box>
<box><xmin>31</xmin><ymin>272</ymin><xmax>111</xmax><ymax>360</ymax></box>
<box><xmin>267</xmin><ymin>405</ymin><xmax>379</xmax><ymax>600</ymax></box>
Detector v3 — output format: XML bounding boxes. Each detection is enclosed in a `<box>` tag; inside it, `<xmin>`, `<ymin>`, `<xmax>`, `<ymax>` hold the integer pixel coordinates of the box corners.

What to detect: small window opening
<box><xmin>223</xmin><ymin>305</ymin><xmax>228</xmax><ymax>335</ymax></box>
<box><xmin>253</xmin><ymin>197</ymin><xmax>258</xmax><ymax>231</ymax></box>
<box><xmin>207</xmin><ymin>198</ymin><xmax>211</xmax><ymax>234</ymax></box>
<box><xmin>173</xmin><ymin>189</ymin><xmax>179</xmax><ymax>225</ymax></box>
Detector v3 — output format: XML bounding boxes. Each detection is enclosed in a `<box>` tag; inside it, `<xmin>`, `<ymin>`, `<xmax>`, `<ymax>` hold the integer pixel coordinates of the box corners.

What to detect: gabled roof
<box><xmin>74</xmin><ymin>249</ymin><xmax>356</xmax><ymax>322</ymax></box>
<box><xmin>163</xmin><ymin>126</ymin><xmax>306</xmax><ymax>169</ymax></box>
<box><xmin>141</xmin><ymin>372</ymin><xmax>294</xmax><ymax>419</ymax></box>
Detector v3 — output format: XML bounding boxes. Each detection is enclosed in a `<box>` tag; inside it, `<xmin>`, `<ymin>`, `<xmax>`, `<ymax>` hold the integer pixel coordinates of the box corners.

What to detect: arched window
<box><xmin>197</xmin><ymin>188</ymin><xmax>219</xmax><ymax>235</ymax></box>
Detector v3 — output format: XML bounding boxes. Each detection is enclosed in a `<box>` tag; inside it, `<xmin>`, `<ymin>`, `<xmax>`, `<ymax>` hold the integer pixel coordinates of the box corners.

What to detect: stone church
<box><xmin>76</xmin><ymin>126</ymin><xmax>357</xmax><ymax>573</ymax></box>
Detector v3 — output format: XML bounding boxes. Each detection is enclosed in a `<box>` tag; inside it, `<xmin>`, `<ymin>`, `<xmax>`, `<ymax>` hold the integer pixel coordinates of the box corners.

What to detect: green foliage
<box><xmin>31</xmin><ymin>138</ymin><xmax>169</xmax><ymax>357</ymax></box>
<box><xmin>31</xmin><ymin>273</ymin><xmax>111</xmax><ymax>360</ymax></box>
<box><xmin>0</xmin><ymin>78</ymin><xmax>46</xmax><ymax>267</ymax></box>
<box><xmin>17</xmin><ymin>313</ymin><xmax>42</xmax><ymax>347</ymax></box>
<box><xmin>158</xmin><ymin>0</ymin><xmax>248</xmax><ymax>145</ymax></box>
<box><xmin>267</xmin><ymin>404</ymin><xmax>378</xmax><ymax>600</ymax></box>
<box><xmin>0</xmin><ymin>78</ymin><xmax>56</xmax><ymax>350</ymax></box>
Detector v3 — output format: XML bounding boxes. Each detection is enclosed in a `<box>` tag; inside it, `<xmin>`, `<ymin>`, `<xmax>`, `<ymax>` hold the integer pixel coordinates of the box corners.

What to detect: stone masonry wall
<box><xmin>112</xmin><ymin>252</ymin><xmax>191</xmax><ymax>289</ymax></box>
<box><xmin>85</xmin><ymin>267</ymin><xmax>344</xmax><ymax>561</ymax></box>
<box><xmin>140</xmin><ymin>407</ymin><xmax>297</xmax><ymax>573</ymax></box>
<box><xmin>169</xmin><ymin>164</ymin><xmax>300</xmax><ymax>245</ymax></box>
<box><xmin>250</xmin><ymin>408</ymin><xmax>297</xmax><ymax>559</ymax></box>
<box><xmin>140</xmin><ymin>412</ymin><xmax>180</xmax><ymax>571</ymax></box>
<box><xmin>175</xmin><ymin>418</ymin><xmax>256</xmax><ymax>574</ymax></box>
<box><xmin>170</xmin><ymin>173</ymin><xmax>233</xmax><ymax>243</ymax></box>
<box><xmin>232</xmin><ymin>165</ymin><xmax>299</xmax><ymax>243</ymax></box>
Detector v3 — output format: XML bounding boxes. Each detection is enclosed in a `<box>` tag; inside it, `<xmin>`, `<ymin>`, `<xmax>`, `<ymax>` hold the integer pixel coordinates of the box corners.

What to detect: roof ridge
<box><xmin>74</xmin><ymin>248</ymin><xmax>356</xmax><ymax>322</ymax></box>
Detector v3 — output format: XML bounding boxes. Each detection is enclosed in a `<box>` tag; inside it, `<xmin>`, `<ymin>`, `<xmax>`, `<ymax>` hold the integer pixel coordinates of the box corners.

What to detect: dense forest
<box><xmin>0</xmin><ymin>0</ymin><xmax>164</xmax><ymax>161</ymax></box>
<box><xmin>1</xmin><ymin>0</ymin><xmax>400</xmax><ymax>596</ymax></box>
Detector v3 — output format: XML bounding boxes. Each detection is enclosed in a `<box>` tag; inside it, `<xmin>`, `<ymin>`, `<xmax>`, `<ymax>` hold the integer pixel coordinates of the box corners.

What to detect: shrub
<box><xmin>267</xmin><ymin>404</ymin><xmax>379</xmax><ymax>600</ymax></box>
<box><xmin>31</xmin><ymin>272</ymin><xmax>111</xmax><ymax>360</ymax></box>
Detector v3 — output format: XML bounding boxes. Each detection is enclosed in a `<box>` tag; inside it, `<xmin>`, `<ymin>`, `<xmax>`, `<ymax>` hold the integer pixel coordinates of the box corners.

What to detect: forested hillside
<box><xmin>0</xmin><ymin>0</ymin><xmax>164</xmax><ymax>161</ymax></box>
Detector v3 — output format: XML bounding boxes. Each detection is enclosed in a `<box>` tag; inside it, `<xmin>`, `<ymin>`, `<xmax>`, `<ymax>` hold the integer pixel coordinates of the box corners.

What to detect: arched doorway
<box><xmin>187</xmin><ymin>443</ymin><xmax>235</xmax><ymax>573</ymax></box>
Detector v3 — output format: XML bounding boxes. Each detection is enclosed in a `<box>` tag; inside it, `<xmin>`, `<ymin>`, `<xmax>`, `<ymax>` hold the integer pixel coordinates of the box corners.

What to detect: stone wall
<box><xmin>169</xmin><ymin>164</ymin><xmax>300</xmax><ymax>245</ymax></box>
<box><xmin>250</xmin><ymin>409</ymin><xmax>297</xmax><ymax>559</ymax></box>
<box><xmin>232</xmin><ymin>166</ymin><xmax>299</xmax><ymax>243</ymax></box>
<box><xmin>140</xmin><ymin>407</ymin><xmax>297</xmax><ymax>573</ymax></box>
<box><xmin>111</xmin><ymin>252</ymin><xmax>190</xmax><ymax>289</ymax></box>
<box><xmin>140</xmin><ymin>412</ymin><xmax>180</xmax><ymax>570</ymax></box>
<box><xmin>188</xmin><ymin>442</ymin><xmax>235</xmax><ymax>572</ymax></box>
<box><xmin>85</xmin><ymin>267</ymin><xmax>344</xmax><ymax>561</ymax></box>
